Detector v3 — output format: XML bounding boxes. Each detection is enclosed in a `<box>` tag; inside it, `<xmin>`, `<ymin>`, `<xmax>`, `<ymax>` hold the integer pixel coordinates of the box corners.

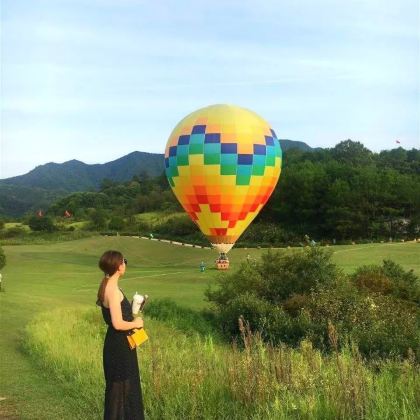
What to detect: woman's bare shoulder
<box><xmin>103</xmin><ymin>284</ymin><xmax>124</xmax><ymax>308</ymax></box>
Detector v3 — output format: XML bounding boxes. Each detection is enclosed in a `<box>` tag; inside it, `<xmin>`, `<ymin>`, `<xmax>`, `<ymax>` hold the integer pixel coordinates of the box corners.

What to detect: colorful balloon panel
<box><xmin>164</xmin><ymin>104</ymin><xmax>282</xmax><ymax>253</ymax></box>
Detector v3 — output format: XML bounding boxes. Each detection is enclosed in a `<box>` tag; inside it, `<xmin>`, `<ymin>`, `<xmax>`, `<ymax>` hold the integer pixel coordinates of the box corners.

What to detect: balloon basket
<box><xmin>216</xmin><ymin>260</ymin><xmax>230</xmax><ymax>270</ymax></box>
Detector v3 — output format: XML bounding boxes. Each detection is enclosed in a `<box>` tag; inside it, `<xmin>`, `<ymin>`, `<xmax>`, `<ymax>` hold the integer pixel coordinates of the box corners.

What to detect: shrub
<box><xmin>108</xmin><ymin>216</ymin><xmax>125</xmax><ymax>231</ymax></box>
<box><xmin>155</xmin><ymin>215</ymin><xmax>198</xmax><ymax>236</ymax></box>
<box><xmin>88</xmin><ymin>209</ymin><xmax>108</xmax><ymax>231</ymax></box>
<box><xmin>28</xmin><ymin>216</ymin><xmax>56</xmax><ymax>232</ymax></box>
<box><xmin>207</xmin><ymin>249</ymin><xmax>419</xmax><ymax>359</ymax></box>
<box><xmin>351</xmin><ymin>260</ymin><xmax>419</xmax><ymax>304</ymax></box>
<box><xmin>283</xmin><ymin>293</ymin><xmax>310</xmax><ymax>317</ymax></box>
<box><xmin>0</xmin><ymin>226</ymin><xmax>27</xmax><ymax>238</ymax></box>
<box><xmin>352</xmin><ymin>266</ymin><xmax>393</xmax><ymax>295</ymax></box>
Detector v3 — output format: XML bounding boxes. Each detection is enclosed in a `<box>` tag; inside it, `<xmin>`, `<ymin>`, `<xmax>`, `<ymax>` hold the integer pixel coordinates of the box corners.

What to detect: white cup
<box><xmin>132</xmin><ymin>292</ymin><xmax>144</xmax><ymax>315</ymax></box>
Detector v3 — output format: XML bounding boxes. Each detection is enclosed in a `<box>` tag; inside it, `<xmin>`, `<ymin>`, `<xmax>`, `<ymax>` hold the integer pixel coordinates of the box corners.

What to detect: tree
<box><xmin>28</xmin><ymin>216</ymin><xmax>56</xmax><ymax>232</ymax></box>
<box><xmin>89</xmin><ymin>209</ymin><xmax>108</xmax><ymax>230</ymax></box>
<box><xmin>332</xmin><ymin>140</ymin><xmax>373</xmax><ymax>166</ymax></box>
<box><xmin>108</xmin><ymin>216</ymin><xmax>125</xmax><ymax>231</ymax></box>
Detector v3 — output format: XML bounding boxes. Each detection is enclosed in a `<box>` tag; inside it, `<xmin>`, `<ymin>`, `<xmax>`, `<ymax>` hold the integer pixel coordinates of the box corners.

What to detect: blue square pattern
<box><xmin>178</xmin><ymin>135</ymin><xmax>190</xmax><ymax>145</ymax></box>
<box><xmin>164</xmin><ymin>158</ymin><xmax>169</xmax><ymax>168</ymax></box>
<box><xmin>265</xmin><ymin>136</ymin><xmax>274</xmax><ymax>146</ymax></box>
<box><xmin>238</xmin><ymin>154</ymin><xmax>253</xmax><ymax>165</ymax></box>
<box><xmin>254</xmin><ymin>144</ymin><xmax>266</xmax><ymax>155</ymax></box>
<box><xmin>270</xmin><ymin>129</ymin><xmax>277</xmax><ymax>138</ymax></box>
<box><xmin>204</xmin><ymin>133</ymin><xmax>221</xmax><ymax>143</ymax></box>
<box><xmin>192</xmin><ymin>125</ymin><xmax>206</xmax><ymax>134</ymax></box>
<box><xmin>169</xmin><ymin>146</ymin><xmax>177</xmax><ymax>157</ymax></box>
<box><xmin>221</xmin><ymin>143</ymin><xmax>237</xmax><ymax>154</ymax></box>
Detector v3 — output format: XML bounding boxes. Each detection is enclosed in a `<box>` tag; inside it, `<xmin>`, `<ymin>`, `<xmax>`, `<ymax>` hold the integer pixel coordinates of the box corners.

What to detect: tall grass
<box><xmin>24</xmin><ymin>307</ymin><xmax>419</xmax><ymax>419</ymax></box>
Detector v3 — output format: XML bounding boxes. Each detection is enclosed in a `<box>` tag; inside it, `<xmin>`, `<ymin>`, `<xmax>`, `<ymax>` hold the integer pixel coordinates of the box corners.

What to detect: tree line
<box><xmin>38</xmin><ymin>140</ymin><xmax>420</xmax><ymax>242</ymax></box>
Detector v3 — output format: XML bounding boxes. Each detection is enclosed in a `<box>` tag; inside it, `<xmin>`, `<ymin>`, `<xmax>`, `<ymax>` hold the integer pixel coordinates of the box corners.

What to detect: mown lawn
<box><xmin>1</xmin><ymin>236</ymin><xmax>419</xmax><ymax>418</ymax></box>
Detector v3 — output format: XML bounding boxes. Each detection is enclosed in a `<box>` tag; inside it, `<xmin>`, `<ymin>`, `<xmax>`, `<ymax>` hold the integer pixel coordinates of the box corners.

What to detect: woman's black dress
<box><xmin>101</xmin><ymin>289</ymin><xmax>145</xmax><ymax>420</ymax></box>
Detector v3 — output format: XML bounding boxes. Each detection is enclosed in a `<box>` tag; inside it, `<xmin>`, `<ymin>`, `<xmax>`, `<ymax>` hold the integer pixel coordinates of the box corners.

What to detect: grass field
<box><xmin>1</xmin><ymin>236</ymin><xmax>419</xmax><ymax>418</ymax></box>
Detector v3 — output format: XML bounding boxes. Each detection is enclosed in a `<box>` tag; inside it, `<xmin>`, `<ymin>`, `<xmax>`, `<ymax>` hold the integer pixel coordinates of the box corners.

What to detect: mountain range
<box><xmin>0</xmin><ymin>140</ymin><xmax>313</xmax><ymax>217</ymax></box>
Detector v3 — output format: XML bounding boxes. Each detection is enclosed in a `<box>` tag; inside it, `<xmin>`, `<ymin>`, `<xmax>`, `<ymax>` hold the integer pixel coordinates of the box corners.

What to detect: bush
<box><xmin>206</xmin><ymin>248</ymin><xmax>420</xmax><ymax>359</ymax></box>
<box><xmin>108</xmin><ymin>216</ymin><xmax>125</xmax><ymax>231</ymax></box>
<box><xmin>351</xmin><ymin>260</ymin><xmax>420</xmax><ymax>304</ymax></box>
<box><xmin>145</xmin><ymin>298</ymin><xmax>220</xmax><ymax>338</ymax></box>
<box><xmin>88</xmin><ymin>209</ymin><xmax>108</xmax><ymax>231</ymax></box>
<box><xmin>352</xmin><ymin>266</ymin><xmax>393</xmax><ymax>295</ymax></box>
<box><xmin>0</xmin><ymin>226</ymin><xmax>27</xmax><ymax>238</ymax></box>
<box><xmin>155</xmin><ymin>215</ymin><xmax>198</xmax><ymax>236</ymax></box>
<box><xmin>28</xmin><ymin>216</ymin><xmax>56</xmax><ymax>232</ymax></box>
<box><xmin>206</xmin><ymin>247</ymin><xmax>340</xmax><ymax>309</ymax></box>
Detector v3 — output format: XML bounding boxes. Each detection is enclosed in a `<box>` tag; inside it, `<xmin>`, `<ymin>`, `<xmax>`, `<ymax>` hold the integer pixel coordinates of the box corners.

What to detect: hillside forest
<box><xmin>2</xmin><ymin>140</ymin><xmax>419</xmax><ymax>244</ymax></box>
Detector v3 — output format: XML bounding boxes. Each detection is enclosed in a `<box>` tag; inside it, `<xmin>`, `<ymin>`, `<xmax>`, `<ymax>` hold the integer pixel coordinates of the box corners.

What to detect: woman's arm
<box><xmin>108</xmin><ymin>287</ymin><xmax>142</xmax><ymax>331</ymax></box>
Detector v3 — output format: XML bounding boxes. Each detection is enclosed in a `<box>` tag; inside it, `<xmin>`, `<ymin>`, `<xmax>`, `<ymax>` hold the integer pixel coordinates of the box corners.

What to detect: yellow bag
<box><xmin>127</xmin><ymin>328</ymin><xmax>149</xmax><ymax>350</ymax></box>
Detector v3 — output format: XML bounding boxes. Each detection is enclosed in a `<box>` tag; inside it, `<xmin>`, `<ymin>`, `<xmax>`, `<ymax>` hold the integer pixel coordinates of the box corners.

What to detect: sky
<box><xmin>1</xmin><ymin>0</ymin><xmax>419</xmax><ymax>179</ymax></box>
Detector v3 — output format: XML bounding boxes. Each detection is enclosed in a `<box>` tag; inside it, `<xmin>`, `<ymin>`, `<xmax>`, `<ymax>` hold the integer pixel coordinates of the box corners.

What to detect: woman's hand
<box><xmin>133</xmin><ymin>317</ymin><xmax>144</xmax><ymax>329</ymax></box>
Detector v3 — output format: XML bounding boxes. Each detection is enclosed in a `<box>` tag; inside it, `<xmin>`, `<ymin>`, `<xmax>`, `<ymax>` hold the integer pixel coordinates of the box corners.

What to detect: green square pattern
<box><xmin>266</xmin><ymin>155</ymin><xmax>275</xmax><ymax>166</ymax></box>
<box><xmin>189</xmin><ymin>144</ymin><xmax>203</xmax><ymax>154</ymax></box>
<box><xmin>204</xmin><ymin>154</ymin><xmax>220</xmax><ymax>164</ymax></box>
<box><xmin>252</xmin><ymin>165</ymin><xmax>265</xmax><ymax>175</ymax></box>
<box><xmin>221</xmin><ymin>165</ymin><xmax>237</xmax><ymax>175</ymax></box>
<box><xmin>236</xmin><ymin>174</ymin><xmax>251</xmax><ymax>185</ymax></box>
<box><xmin>177</xmin><ymin>154</ymin><xmax>189</xmax><ymax>166</ymax></box>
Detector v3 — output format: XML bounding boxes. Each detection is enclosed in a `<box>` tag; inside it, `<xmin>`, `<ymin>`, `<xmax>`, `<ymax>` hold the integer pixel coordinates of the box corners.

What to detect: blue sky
<box><xmin>1</xmin><ymin>0</ymin><xmax>419</xmax><ymax>178</ymax></box>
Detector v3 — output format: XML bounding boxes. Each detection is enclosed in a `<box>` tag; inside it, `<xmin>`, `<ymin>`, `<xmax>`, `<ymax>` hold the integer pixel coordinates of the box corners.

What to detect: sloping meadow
<box><xmin>23</xmin><ymin>307</ymin><xmax>419</xmax><ymax>420</ymax></box>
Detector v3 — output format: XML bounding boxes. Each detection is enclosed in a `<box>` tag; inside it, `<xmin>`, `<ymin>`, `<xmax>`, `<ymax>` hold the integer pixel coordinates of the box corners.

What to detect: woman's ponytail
<box><xmin>96</xmin><ymin>251</ymin><xmax>123</xmax><ymax>306</ymax></box>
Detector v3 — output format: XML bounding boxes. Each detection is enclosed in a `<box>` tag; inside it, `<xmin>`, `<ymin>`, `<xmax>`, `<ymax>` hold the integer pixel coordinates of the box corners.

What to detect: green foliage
<box><xmin>0</xmin><ymin>219</ymin><xmax>4</xmax><ymax>230</ymax></box>
<box><xmin>206</xmin><ymin>248</ymin><xmax>420</xmax><ymax>358</ymax></box>
<box><xmin>28</xmin><ymin>216</ymin><xmax>56</xmax><ymax>232</ymax></box>
<box><xmin>0</xmin><ymin>246</ymin><xmax>6</xmax><ymax>270</ymax></box>
<box><xmin>0</xmin><ymin>226</ymin><xmax>27</xmax><ymax>239</ymax></box>
<box><xmin>145</xmin><ymin>298</ymin><xmax>220</xmax><ymax>338</ymax></box>
<box><xmin>154</xmin><ymin>215</ymin><xmax>198</xmax><ymax>236</ymax></box>
<box><xmin>352</xmin><ymin>259</ymin><xmax>420</xmax><ymax>304</ymax></box>
<box><xmin>108</xmin><ymin>216</ymin><xmax>125</xmax><ymax>231</ymax></box>
<box><xmin>23</xmin><ymin>307</ymin><xmax>420</xmax><ymax>420</ymax></box>
<box><xmin>262</xmin><ymin>141</ymin><xmax>420</xmax><ymax>241</ymax></box>
<box><xmin>307</xmin><ymin>283</ymin><xmax>419</xmax><ymax>358</ymax></box>
<box><xmin>88</xmin><ymin>209</ymin><xmax>108</xmax><ymax>230</ymax></box>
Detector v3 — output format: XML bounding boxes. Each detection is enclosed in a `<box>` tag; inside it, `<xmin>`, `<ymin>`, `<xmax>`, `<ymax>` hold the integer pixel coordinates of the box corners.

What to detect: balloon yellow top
<box><xmin>165</xmin><ymin>104</ymin><xmax>282</xmax><ymax>253</ymax></box>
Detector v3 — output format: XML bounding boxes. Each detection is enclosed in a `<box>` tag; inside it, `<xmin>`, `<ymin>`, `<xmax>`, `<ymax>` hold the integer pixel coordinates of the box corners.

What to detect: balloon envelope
<box><xmin>164</xmin><ymin>104</ymin><xmax>282</xmax><ymax>253</ymax></box>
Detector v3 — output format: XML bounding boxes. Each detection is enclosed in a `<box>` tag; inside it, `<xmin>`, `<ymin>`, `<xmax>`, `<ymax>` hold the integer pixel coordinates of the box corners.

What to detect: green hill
<box><xmin>0</xmin><ymin>140</ymin><xmax>313</xmax><ymax>217</ymax></box>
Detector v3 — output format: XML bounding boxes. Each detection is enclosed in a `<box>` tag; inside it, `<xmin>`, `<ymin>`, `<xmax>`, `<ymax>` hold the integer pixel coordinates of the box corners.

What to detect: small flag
<box><xmin>37</xmin><ymin>210</ymin><xmax>43</xmax><ymax>217</ymax></box>
<box><xmin>396</xmin><ymin>140</ymin><xmax>401</xmax><ymax>144</ymax></box>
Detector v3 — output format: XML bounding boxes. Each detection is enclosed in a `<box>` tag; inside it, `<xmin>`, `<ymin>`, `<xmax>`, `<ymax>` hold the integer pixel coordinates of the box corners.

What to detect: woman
<box><xmin>97</xmin><ymin>250</ymin><xmax>145</xmax><ymax>420</ymax></box>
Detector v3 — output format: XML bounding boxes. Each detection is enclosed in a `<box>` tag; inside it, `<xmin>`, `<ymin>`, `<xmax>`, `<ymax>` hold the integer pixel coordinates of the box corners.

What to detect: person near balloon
<box><xmin>96</xmin><ymin>250</ymin><xmax>145</xmax><ymax>420</ymax></box>
<box><xmin>200</xmin><ymin>261</ymin><xmax>206</xmax><ymax>272</ymax></box>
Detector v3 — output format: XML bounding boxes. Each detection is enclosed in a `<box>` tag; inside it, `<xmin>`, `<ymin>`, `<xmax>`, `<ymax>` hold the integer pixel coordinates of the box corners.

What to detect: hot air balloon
<box><xmin>164</xmin><ymin>104</ymin><xmax>282</xmax><ymax>268</ymax></box>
